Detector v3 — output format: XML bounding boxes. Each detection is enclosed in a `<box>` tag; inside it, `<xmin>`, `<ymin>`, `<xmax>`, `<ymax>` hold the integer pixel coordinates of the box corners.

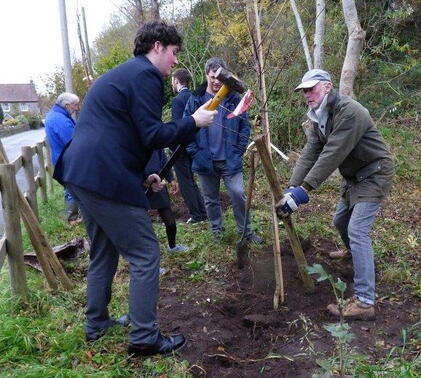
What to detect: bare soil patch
<box><xmin>156</xmin><ymin>237</ymin><xmax>418</xmax><ymax>377</ymax></box>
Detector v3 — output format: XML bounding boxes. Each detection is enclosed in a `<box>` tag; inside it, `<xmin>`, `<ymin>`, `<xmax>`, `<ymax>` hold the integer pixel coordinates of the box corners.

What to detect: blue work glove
<box><xmin>276</xmin><ymin>186</ymin><xmax>309</xmax><ymax>217</ymax></box>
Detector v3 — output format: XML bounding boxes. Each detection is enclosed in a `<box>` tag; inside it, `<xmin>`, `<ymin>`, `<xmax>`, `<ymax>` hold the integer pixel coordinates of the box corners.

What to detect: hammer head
<box><xmin>215</xmin><ymin>67</ymin><xmax>246</xmax><ymax>94</ymax></box>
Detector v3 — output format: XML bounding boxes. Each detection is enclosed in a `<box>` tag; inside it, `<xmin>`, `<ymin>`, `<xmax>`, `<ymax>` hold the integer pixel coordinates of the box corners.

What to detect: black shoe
<box><xmin>212</xmin><ymin>231</ymin><xmax>222</xmax><ymax>244</ymax></box>
<box><xmin>86</xmin><ymin>330</ymin><xmax>106</xmax><ymax>342</ymax></box>
<box><xmin>85</xmin><ymin>316</ymin><xmax>128</xmax><ymax>342</ymax></box>
<box><xmin>246</xmin><ymin>233</ymin><xmax>264</xmax><ymax>245</ymax></box>
<box><xmin>128</xmin><ymin>333</ymin><xmax>186</xmax><ymax>357</ymax></box>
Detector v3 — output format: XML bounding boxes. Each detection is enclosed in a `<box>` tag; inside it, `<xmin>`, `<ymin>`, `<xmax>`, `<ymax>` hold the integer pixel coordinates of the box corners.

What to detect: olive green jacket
<box><xmin>289</xmin><ymin>90</ymin><xmax>394</xmax><ymax>206</ymax></box>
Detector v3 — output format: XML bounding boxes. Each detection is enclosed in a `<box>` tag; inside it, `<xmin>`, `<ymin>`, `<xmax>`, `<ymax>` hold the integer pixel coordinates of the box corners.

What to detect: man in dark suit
<box><xmin>53</xmin><ymin>21</ymin><xmax>216</xmax><ymax>357</ymax></box>
<box><xmin>171</xmin><ymin>68</ymin><xmax>207</xmax><ymax>223</ymax></box>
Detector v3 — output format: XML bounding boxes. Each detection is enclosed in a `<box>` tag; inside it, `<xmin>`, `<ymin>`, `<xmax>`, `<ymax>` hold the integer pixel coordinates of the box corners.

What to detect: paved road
<box><xmin>0</xmin><ymin>128</ymin><xmax>47</xmax><ymax>234</ymax></box>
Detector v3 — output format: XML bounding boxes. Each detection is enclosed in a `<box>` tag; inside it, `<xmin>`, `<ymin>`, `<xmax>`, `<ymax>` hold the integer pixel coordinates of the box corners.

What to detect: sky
<box><xmin>0</xmin><ymin>0</ymin><xmax>125</xmax><ymax>93</ymax></box>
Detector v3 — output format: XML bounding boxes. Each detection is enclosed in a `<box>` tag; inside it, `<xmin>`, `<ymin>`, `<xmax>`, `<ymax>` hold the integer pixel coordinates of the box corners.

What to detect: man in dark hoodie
<box><xmin>53</xmin><ymin>21</ymin><xmax>216</xmax><ymax>357</ymax></box>
<box><xmin>276</xmin><ymin>69</ymin><xmax>394</xmax><ymax>321</ymax></box>
<box><xmin>184</xmin><ymin>57</ymin><xmax>262</xmax><ymax>245</ymax></box>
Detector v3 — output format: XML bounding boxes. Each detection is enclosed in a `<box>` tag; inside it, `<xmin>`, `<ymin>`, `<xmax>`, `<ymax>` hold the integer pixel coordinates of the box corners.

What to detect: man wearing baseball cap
<box><xmin>276</xmin><ymin>69</ymin><xmax>394</xmax><ymax>320</ymax></box>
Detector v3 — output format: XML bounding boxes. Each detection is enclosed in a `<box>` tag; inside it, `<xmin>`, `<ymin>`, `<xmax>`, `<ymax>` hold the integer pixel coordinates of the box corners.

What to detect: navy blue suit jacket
<box><xmin>54</xmin><ymin>55</ymin><xmax>196</xmax><ymax>208</ymax></box>
<box><xmin>171</xmin><ymin>88</ymin><xmax>191</xmax><ymax>121</ymax></box>
<box><xmin>170</xmin><ymin>88</ymin><xmax>192</xmax><ymax>154</ymax></box>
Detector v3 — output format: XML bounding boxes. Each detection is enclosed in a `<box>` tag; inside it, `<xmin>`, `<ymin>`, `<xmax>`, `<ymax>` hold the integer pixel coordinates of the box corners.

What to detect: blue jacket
<box><xmin>45</xmin><ymin>104</ymin><xmax>75</xmax><ymax>165</ymax></box>
<box><xmin>53</xmin><ymin>55</ymin><xmax>196</xmax><ymax>208</ymax></box>
<box><xmin>183</xmin><ymin>84</ymin><xmax>250</xmax><ymax>175</ymax></box>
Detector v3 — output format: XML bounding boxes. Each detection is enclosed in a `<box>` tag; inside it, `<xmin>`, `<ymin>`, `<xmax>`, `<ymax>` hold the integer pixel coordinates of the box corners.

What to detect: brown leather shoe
<box><xmin>329</xmin><ymin>248</ymin><xmax>351</xmax><ymax>259</ymax></box>
<box><xmin>327</xmin><ymin>296</ymin><xmax>375</xmax><ymax>321</ymax></box>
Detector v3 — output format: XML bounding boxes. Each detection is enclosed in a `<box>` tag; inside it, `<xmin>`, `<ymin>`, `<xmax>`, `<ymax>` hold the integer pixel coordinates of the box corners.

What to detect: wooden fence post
<box><xmin>0</xmin><ymin>164</ymin><xmax>28</xmax><ymax>299</ymax></box>
<box><xmin>35</xmin><ymin>142</ymin><xmax>48</xmax><ymax>202</ymax></box>
<box><xmin>43</xmin><ymin>141</ymin><xmax>54</xmax><ymax>194</ymax></box>
<box><xmin>0</xmin><ymin>140</ymin><xmax>73</xmax><ymax>291</ymax></box>
<box><xmin>21</xmin><ymin>146</ymin><xmax>39</xmax><ymax>219</ymax></box>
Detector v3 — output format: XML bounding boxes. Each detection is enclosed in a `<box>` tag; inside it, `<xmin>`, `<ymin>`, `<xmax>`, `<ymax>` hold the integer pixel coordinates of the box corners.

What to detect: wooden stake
<box><xmin>0</xmin><ymin>141</ymin><xmax>73</xmax><ymax>290</ymax></box>
<box><xmin>21</xmin><ymin>146</ymin><xmax>39</xmax><ymax>219</ymax></box>
<box><xmin>0</xmin><ymin>164</ymin><xmax>28</xmax><ymax>299</ymax></box>
<box><xmin>254</xmin><ymin>135</ymin><xmax>315</xmax><ymax>292</ymax></box>
<box><xmin>36</xmin><ymin>142</ymin><xmax>48</xmax><ymax>202</ymax></box>
<box><xmin>43</xmin><ymin>141</ymin><xmax>55</xmax><ymax>193</ymax></box>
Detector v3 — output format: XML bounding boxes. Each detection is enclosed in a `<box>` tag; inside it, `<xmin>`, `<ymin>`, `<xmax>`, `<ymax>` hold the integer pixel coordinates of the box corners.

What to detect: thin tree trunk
<box><xmin>129</xmin><ymin>0</ymin><xmax>145</xmax><ymax>26</ymax></box>
<box><xmin>247</xmin><ymin>1</ymin><xmax>285</xmax><ymax>309</ymax></box>
<box><xmin>150</xmin><ymin>0</ymin><xmax>160</xmax><ymax>20</ymax></box>
<box><xmin>314</xmin><ymin>0</ymin><xmax>326</xmax><ymax>68</ymax></box>
<box><xmin>340</xmin><ymin>0</ymin><xmax>366</xmax><ymax>97</ymax></box>
<box><xmin>290</xmin><ymin>0</ymin><xmax>313</xmax><ymax>71</ymax></box>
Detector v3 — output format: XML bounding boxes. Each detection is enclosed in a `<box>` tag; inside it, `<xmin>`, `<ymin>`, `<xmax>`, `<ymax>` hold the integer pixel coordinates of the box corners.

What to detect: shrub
<box><xmin>15</xmin><ymin>114</ymin><xmax>28</xmax><ymax>125</ymax></box>
<box><xmin>0</xmin><ymin>105</ymin><xmax>3</xmax><ymax>124</ymax></box>
<box><xmin>26</xmin><ymin>112</ymin><xmax>43</xmax><ymax>129</ymax></box>
<box><xmin>2</xmin><ymin>119</ymin><xmax>19</xmax><ymax>127</ymax></box>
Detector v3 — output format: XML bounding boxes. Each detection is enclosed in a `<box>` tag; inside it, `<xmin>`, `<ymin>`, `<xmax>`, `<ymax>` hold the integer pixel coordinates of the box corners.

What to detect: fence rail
<box><xmin>0</xmin><ymin>139</ymin><xmax>54</xmax><ymax>298</ymax></box>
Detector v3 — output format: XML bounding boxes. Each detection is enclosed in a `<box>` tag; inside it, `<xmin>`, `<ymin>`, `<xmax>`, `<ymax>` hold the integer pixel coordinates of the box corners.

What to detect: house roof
<box><xmin>0</xmin><ymin>83</ymin><xmax>38</xmax><ymax>102</ymax></box>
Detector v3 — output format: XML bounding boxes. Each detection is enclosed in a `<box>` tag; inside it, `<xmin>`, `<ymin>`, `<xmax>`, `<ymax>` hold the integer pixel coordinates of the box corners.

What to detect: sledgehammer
<box><xmin>146</xmin><ymin>67</ymin><xmax>246</xmax><ymax>195</ymax></box>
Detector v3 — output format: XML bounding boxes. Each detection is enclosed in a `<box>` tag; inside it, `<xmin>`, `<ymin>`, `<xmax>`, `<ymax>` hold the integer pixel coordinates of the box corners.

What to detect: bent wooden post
<box><xmin>0</xmin><ymin>164</ymin><xmax>28</xmax><ymax>299</ymax></box>
<box><xmin>0</xmin><ymin>141</ymin><xmax>73</xmax><ymax>291</ymax></box>
<box><xmin>254</xmin><ymin>135</ymin><xmax>315</xmax><ymax>292</ymax></box>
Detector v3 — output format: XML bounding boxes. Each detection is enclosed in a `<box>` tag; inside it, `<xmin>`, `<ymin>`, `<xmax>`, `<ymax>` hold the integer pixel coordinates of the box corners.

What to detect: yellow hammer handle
<box><xmin>207</xmin><ymin>85</ymin><xmax>230</xmax><ymax>111</ymax></box>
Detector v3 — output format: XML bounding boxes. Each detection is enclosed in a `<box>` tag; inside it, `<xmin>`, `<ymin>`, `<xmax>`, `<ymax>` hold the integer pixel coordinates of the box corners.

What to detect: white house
<box><xmin>0</xmin><ymin>81</ymin><xmax>40</xmax><ymax>118</ymax></box>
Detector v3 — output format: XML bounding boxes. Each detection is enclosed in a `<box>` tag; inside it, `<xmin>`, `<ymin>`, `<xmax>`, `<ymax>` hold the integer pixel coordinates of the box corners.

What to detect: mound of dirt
<box><xmin>157</xmin><ymin>238</ymin><xmax>418</xmax><ymax>377</ymax></box>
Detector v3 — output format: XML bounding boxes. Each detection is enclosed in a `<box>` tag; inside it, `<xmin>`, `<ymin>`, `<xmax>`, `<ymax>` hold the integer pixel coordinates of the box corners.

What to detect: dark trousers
<box><xmin>173</xmin><ymin>152</ymin><xmax>207</xmax><ymax>221</ymax></box>
<box><xmin>68</xmin><ymin>184</ymin><xmax>160</xmax><ymax>345</ymax></box>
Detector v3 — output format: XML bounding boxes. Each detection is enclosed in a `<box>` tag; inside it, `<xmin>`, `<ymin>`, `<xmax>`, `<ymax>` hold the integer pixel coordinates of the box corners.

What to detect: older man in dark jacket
<box><xmin>277</xmin><ymin>69</ymin><xmax>394</xmax><ymax>321</ymax></box>
<box><xmin>54</xmin><ymin>21</ymin><xmax>216</xmax><ymax>357</ymax></box>
<box><xmin>45</xmin><ymin>92</ymin><xmax>80</xmax><ymax>222</ymax></box>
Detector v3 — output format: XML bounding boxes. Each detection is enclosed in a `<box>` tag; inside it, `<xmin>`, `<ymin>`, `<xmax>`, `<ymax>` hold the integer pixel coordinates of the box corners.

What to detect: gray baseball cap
<box><xmin>295</xmin><ymin>69</ymin><xmax>332</xmax><ymax>91</ymax></box>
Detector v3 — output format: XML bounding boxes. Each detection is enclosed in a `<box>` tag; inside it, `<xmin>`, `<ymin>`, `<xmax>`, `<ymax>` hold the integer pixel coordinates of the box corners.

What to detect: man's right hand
<box><xmin>144</xmin><ymin>174</ymin><xmax>165</xmax><ymax>193</ymax></box>
<box><xmin>192</xmin><ymin>99</ymin><xmax>217</xmax><ymax>128</ymax></box>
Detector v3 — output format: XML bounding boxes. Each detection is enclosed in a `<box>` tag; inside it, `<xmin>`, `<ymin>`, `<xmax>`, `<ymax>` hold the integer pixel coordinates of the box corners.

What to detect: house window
<box><xmin>2</xmin><ymin>103</ymin><xmax>10</xmax><ymax>112</ymax></box>
<box><xmin>20</xmin><ymin>103</ymin><xmax>29</xmax><ymax>111</ymax></box>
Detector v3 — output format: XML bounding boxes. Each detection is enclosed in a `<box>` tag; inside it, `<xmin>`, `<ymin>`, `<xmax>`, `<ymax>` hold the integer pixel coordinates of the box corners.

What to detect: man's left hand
<box><xmin>276</xmin><ymin>186</ymin><xmax>309</xmax><ymax>217</ymax></box>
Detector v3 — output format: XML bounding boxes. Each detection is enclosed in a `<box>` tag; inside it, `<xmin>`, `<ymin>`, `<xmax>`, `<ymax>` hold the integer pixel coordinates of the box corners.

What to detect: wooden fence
<box><xmin>0</xmin><ymin>139</ymin><xmax>55</xmax><ymax>299</ymax></box>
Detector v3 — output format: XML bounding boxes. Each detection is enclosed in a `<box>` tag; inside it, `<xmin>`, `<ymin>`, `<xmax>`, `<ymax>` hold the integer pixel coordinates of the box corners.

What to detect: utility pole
<box><xmin>82</xmin><ymin>7</ymin><xmax>93</xmax><ymax>78</ymax></box>
<box><xmin>58</xmin><ymin>0</ymin><xmax>73</xmax><ymax>92</ymax></box>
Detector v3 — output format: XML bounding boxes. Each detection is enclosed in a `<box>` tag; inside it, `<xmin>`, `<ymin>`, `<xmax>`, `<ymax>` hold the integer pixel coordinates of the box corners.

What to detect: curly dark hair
<box><xmin>133</xmin><ymin>21</ymin><xmax>182</xmax><ymax>56</ymax></box>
